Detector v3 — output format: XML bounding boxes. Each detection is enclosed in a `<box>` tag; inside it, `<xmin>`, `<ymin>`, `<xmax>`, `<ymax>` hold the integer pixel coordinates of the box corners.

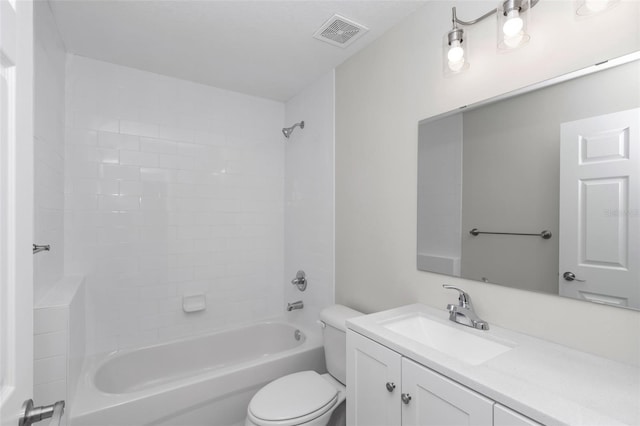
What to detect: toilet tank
<box><xmin>320</xmin><ymin>305</ymin><xmax>362</xmax><ymax>385</ymax></box>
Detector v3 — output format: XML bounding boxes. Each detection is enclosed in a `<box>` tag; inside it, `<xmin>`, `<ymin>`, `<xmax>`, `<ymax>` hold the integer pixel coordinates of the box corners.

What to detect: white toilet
<box><xmin>245</xmin><ymin>305</ymin><xmax>362</xmax><ymax>426</ymax></box>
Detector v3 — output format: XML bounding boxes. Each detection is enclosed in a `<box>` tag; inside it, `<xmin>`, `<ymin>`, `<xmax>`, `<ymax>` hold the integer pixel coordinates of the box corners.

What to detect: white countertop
<box><xmin>346</xmin><ymin>304</ymin><xmax>640</xmax><ymax>426</ymax></box>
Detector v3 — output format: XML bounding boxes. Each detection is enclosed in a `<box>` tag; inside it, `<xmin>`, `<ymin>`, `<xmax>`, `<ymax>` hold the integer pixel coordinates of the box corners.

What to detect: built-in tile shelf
<box><xmin>34</xmin><ymin>275</ymin><xmax>85</xmax><ymax>425</ymax></box>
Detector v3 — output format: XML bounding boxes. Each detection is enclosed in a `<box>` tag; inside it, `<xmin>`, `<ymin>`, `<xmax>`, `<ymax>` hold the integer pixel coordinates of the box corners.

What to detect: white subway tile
<box><xmin>158</xmin><ymin>126</ymin><xmax>194</xmax><ymax>143</ymax></box>
<box><xmin>34</xmin><ymin>380</ymin><xmax>66</xmax><ymax>408</ymax></box>
<box><xmin>120</xmin><ymin>150</ymin><xmax>158</xmax><ymax>167</ymax></box>
<box><xmin>158</xmin><ymin>154</ymin><xmax>194</xmax><ymax>170</ymax></box>
<box><xmin>120</xmin><ymin>120</ymin><xmax>159</xmax><ymax>138</ymax></box>
<box><xmin>34</xmin><ymin>355</ymin><xmax>67</xmax><ymax>384</ymax></box>
<box><xmin>66</xmin><ymin>56</ymin><xmax>293</xmax><ymax>355</ymax></box>
<box><xmin>67</xmin><ymin>128</ymin><xmax>98</xmax><ymax>146</ymax></box>
<box><xmin>64</xmin><ymin>193</ymin><xmax>98</xmax><ymax>210</ymax></box>
<box><xmin>98</xmin><ymin>131</ymin><xmax>140</xmax><ymax>150</ymax></box>
<box><xmin>34</xmin><ymin>331</ymin><xmax>67</xmax><ymax>359</ymax></box>
<box><xmin>72</xmin><ymin>111</ymin><xmax>119</xmax><ymax>133</ymax></box>
<box><xmin>100</xmin><ymin>164</ymin><xmax>141</xmax><ymax>181</ymax></box>
<box><xmin>166</xmin><ymin>267</ymin><xmax>193</xmax><ymax>283</ymax></box>
<box><xmin>98</xmin><ymin>194</ymin><xmax>141</xmax><ymax>211</ymax></box>
<box><xmin>140</xmin><ymin>167</ymin><xmax>175</xmax><ymax>183</ymax></box>
<box><xmin>140</xmin><ymin>137</ymin><xmax>177</xmax><ymax>154</ymax></box>
<box><xmin>118</xmin><ymin>181</ymin><xmax>143</xmax><ymax>196</ymax></box>
<box><xmin>34</xmin><ymin>308</ymin><xmax>68</xmax><ymax>335</ymax></box>
<box><xmin>66</xmin><ymin>162</ymin><xmax>98</xmax><ymax>179</ymax></box>
<box><xmin>97</xmin><ymin>227</ymin><xmax>140</xmax><ymax>245</ymax></box>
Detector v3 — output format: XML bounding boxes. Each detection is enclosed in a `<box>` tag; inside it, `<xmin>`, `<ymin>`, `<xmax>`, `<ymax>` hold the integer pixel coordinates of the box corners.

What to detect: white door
<box><xmin>346</xmin><ymin>330</ymin><xmax>402</xmax><ymax>426</ymax></box>
<box><xmin>559</xmin><ymin>108</ymin><xmax>640</xmax><ymax>308</ymax></box>
<box><xmin>0</xmin><ymin>0</ymin><xmax>35</xmax><ymax>424</ymax></box>
<box><xmin>401</xmin><ymin>358</ymin><xmax>493</xmax><ymax>426</ymax></box>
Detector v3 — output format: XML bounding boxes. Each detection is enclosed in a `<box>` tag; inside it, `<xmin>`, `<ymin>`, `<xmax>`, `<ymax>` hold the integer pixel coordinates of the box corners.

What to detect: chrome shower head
<box><xmin>282</xmin><ymin>121</ymin><xmax>305</xmax><ymax>139</ymax></box>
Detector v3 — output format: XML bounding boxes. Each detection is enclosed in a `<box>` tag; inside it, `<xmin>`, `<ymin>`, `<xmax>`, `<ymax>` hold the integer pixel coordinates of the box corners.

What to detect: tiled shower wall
<box><xmin>284</xmin><ymin>71</ymin><xmax>335</xmax><ymax>324</ymax></box>
<box><xmin>64</xmin><ymin>55</ymin><xmax>286</xmax><ymax>355</ymax></box>
<box><xmin>34</xmin><ymin>0</ymin><xmax>66</xmax><ymax>302</ymax></box>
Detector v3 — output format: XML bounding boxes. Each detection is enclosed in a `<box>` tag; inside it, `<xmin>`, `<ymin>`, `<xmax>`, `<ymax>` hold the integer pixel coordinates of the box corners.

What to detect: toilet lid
<box><xmin>249</xmin><ymin>371</ymin><xmax>338</xmax><ymax>423</ymax></box>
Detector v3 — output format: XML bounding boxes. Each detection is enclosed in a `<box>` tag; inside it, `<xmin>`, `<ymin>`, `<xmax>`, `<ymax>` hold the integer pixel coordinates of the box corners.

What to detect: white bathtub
<box><xmin>69</xmin><ymin>320</ymin><xmax>325</xmax><ymax>426</ymax></box>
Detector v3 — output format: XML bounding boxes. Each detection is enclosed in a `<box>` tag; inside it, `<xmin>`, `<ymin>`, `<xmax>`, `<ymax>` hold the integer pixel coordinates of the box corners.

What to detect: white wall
<box><xmin>284</xmin><ymin>71</ymin><xmax>336</xmax><ymax>325</ymax></box>
<box><xmin>64</xmin><ymin>55</ymin><xmax>286</xmax><ymax>355</ymax></box>
<box><xmin>34</xmin><ymin>0</ymin><xmax>66</xmax><ymax>303</ymax></box>
<box><xmin>336</xmin><ymin>0</ymin><xmax>640</xmax><ymax>365</ymax></box>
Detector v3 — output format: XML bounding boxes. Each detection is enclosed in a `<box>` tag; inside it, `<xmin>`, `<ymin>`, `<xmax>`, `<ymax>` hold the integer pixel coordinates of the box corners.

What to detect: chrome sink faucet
<box><xmin>443</xmin><ymin>285</ymin><xmax>489</xmax><ymax>330</ymax></box>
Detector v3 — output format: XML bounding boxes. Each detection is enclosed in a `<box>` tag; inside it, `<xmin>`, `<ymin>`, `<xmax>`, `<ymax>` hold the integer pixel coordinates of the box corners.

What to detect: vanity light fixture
<box><xmin>444</xmin><ymin>0</ymin><xmax>539</xmax><ymax>75</ymax></box>
<box><xmin>575</xmin><ymin>0</ymin><xmax>619</xmax><ymax>16</ymax></box>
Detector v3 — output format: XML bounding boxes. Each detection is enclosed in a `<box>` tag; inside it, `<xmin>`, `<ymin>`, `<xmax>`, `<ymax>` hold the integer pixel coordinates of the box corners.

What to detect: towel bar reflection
<box><xmin>33</xmin><ymin>244</ymin><xmax>50</xmax><ymax>254</ymax></box>
<box><xmin>469</xmin><ymin>228</ymin><xmax>552</xmax><ymax>240</ymax></box>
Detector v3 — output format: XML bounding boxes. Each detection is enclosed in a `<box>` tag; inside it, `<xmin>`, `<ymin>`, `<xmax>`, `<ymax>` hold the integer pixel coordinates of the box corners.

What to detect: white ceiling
<box><xmin>49</xmin><ymin>0</ymin><xmax>427</xmax><ymax>102</ymax></box>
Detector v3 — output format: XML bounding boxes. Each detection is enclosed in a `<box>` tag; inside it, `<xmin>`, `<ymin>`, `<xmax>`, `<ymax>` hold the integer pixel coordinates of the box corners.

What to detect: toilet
<box><xmin>245</xmin><ymin>305</ymin><xmax>362</xmax><ymax>426</ymax></box>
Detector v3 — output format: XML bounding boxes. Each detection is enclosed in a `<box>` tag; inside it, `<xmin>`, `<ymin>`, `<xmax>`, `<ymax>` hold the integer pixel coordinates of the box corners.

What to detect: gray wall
<box><xmin>417</xmin><ymin>114</ymin><xmax>462</xmax><ymax>276</ymax></box>
<box><xmin>460</xmin><ymin>61</ymin><xmax>640</xmax><ymax>293</ymax></box>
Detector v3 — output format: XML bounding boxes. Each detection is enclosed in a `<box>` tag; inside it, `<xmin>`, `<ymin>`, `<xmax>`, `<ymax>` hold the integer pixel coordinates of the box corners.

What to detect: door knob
<box><xmin>401</xmin><ymin>393</ymin><xmax>412</xmax><ymax>404</ymax></box>
<box><xmin>385</xmin><ymin>382</ymin><xmax>396</xmax><ymax>392</ymax></box>
<box><xmin>563</xmin><ymin>271</ymin><xmax>585</xmax><ymax>282</ymax></box>
<box><xmin>19</xmin><ymin>399</ymin><xmax>65</xmax><ymax>426</ymax></box>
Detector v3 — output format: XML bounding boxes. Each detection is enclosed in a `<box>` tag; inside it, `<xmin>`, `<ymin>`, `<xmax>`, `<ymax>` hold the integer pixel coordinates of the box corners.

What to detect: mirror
<box><xmin>417</xmin><ymin>53</ymin><xmax>640</xmax><ymax>310</ymax></box>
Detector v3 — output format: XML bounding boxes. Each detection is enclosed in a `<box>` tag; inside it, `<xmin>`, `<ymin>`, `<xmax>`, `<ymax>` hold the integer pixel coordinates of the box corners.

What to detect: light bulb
<box><xmin>448</xmin><ymin>59</ymin><xmax>465</xmax><ymax>72</ymax></box>
<box><xmin>503</xmin><ymin>33</ymin><xmax>524</xmax><ymax>48</ymax></box>
<box><xmin>447</xmin><ymin>40</ymin><xmax>464</xmax><ymax>63</ymax></box>
<box><xmin>584</xmin><ymin>0</ymin><xmax>609</xmax><ymax>12</ymax></box>
<box><xmin>502</xmin><ymin>9</ymin><xmax>523</xmax><ymax>37</ymax></box>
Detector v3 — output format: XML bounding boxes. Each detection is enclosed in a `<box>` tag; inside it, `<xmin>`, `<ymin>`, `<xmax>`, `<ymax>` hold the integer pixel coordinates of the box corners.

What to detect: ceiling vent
<box><xmin>313</xmin><ymin>14</ymin><xmax>369</xmax><ymax>48</ymax></box>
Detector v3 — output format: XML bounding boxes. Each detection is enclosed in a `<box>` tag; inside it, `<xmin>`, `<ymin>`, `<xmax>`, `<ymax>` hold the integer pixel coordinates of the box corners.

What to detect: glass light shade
<box><xmin>575</xmin><ymin>0</ymin><xmax>619</xmax><ymax>16</ymax></box>
<box><xmin>443</xmin><ymin>29</ymin><xmax>469</xmax><ymax>76</ymax></box>
<box><xmin>497</xmin><ymin>0</ymin><xmax>531</xmax><ymax>51</ymax></box>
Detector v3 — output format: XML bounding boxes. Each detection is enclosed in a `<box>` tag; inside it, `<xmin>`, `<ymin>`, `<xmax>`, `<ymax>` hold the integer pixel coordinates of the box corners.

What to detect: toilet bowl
<box><xmin>244</xmin><ymin>305</ymin><xmax>361</xmax><ymax>426</ymax></box>
<box><xmin>245</xmin><ymin>371</ymin><xmax>345</xmax><ymax>426</ymax></box>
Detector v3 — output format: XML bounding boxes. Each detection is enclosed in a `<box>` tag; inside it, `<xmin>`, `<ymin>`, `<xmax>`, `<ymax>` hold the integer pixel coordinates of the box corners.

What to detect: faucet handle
<box><xmin>443</xmin><ymin>285</ymin><xmax>471</xmax><ymax>308</ymax></box>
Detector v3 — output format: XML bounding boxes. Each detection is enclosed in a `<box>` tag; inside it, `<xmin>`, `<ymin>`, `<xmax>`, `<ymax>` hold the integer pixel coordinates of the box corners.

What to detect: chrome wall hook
<box><xmin>33</xmin><ymin>244</ymin><xmax>50</xmax><ymax>254</ymax></box>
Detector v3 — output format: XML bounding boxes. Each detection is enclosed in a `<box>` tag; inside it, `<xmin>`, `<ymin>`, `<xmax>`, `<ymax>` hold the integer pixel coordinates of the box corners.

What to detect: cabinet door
<box><xmin>347</xmin><ymin>330</ymin><xmax>402</xmax><ymax>426</ymax></box>
<box><xmin>401</xmin><ymin>358</ymin><xmax>493</xmax><ymax>426</ymax></box>
<box><xmin>494</xmin><ymin>404</ymin><xmax>542</xmax><ymax>426</ymax></box>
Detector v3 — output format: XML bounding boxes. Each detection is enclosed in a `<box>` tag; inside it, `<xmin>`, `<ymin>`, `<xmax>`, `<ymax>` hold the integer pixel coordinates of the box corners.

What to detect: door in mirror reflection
<box><xmin>559</xmin><ymin>108</ymin><xmax>640</xmax><ymax>308</ymax></box>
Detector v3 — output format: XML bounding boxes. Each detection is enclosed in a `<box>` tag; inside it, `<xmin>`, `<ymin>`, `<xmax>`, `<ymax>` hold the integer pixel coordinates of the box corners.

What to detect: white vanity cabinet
<box><xmin>402</xmin><ymin>357</ymin><xmax>493</xmax><ymax>425</ymax></box>
<box><xmin>346</xmin><ymin>304</ymin><xmax>639</xmax><ymax>426</ymax></box>
<box><xmin>347</xmin><ymin>330</ymin><xmax>495</xmax><ymax>426</ymax></box>
<box><xmin>494</xmin><ymin>405</ymin><xmax>542</xmax><ymax>426</ymax></box>
<box><xmin>346</xmin><ymin>329</ymin><xmax>401</xmax><ymax>426</ymax></box>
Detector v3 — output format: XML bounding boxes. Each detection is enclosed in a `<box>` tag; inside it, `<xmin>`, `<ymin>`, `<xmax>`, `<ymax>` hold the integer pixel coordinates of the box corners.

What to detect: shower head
<box><xmin>282</xmin><ymin>121</ymin><xmax>305</xmax><ymax>139</ymax></box>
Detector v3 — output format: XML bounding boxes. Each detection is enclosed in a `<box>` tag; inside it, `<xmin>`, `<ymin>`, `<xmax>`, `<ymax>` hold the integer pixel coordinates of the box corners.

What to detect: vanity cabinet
<box><xmin>494</xmin><ymin>405</ymin><xmax>542</xmax><ymax>426</ymax></box>
<box><xmin>347</xmin><ymin>330</ymin><xmax>537</xmax><ymax>426</ymax></box>
<box><xmin>402</xmin><ymin>357</ymin><xmax>493</xmax><ymax>425</ymax></box>
<box><xmin>346</xmin><ymin>328</ymin><xmax>401</xmax><ymax>426</ymax></box>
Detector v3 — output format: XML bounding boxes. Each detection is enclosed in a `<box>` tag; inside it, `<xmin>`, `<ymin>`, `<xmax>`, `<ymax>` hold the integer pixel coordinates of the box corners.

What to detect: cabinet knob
<box><xmin>401</xmin><ymin>393</ymin><xmax>412</xmax><ymax>404</ymax></box>
<box><xmin>385</xmin><ymin>382</ymin><xmax>396</xmax><ymax>392</ymax></box>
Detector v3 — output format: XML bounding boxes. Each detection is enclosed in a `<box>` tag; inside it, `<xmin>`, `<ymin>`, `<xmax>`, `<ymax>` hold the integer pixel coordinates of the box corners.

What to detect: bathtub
<box><xmin>69</xmin><ymin>320</ymin><xmax>325</xmax><ymax>426</ymax></box>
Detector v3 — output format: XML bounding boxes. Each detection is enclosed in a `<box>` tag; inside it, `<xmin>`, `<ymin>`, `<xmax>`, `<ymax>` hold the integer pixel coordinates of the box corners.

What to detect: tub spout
<box><xmin>287</xmin><ymin>300</ymin><xmax>303</xmax><ymax>311</ymax></box>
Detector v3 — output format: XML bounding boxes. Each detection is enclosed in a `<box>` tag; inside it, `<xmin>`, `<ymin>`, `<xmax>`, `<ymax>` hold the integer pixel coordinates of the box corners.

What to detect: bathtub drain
<box><xmin>294</xmin><ymin>329</ymin><xmax>302</xmax><ymax>341</ymax></box>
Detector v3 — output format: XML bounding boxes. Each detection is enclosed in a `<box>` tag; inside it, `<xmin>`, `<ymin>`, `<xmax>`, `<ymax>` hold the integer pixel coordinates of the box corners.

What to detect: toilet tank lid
<box><xmin>320</xmin><ymin>304</ymin><xmax>363</xmax><ymax>331</ymax></box>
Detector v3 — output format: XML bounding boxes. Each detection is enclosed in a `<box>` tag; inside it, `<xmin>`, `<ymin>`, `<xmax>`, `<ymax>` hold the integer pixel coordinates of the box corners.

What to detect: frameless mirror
<box><xmin>417</xmin><ymin>53</ymin><xmax>640</xmax><ymax>310</ymax></box>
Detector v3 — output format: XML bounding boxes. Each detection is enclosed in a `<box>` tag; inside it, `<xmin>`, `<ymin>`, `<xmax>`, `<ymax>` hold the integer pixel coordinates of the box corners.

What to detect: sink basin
<box><xmin>382</xmin><ymin>314</ymin><xmax>513</xmax><ymax>365</ymax></box>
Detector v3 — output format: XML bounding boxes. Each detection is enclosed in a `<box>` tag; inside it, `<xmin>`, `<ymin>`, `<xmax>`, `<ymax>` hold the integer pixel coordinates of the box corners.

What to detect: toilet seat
<box><xmin>247</xmin><ymin>371</ymin><xmax>339</xmax><ymax>426</ymax></box>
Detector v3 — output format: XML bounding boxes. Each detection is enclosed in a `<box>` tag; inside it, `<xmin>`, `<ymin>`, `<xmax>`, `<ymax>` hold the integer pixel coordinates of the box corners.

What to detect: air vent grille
<box><xmin>313</xmin><ymin>14</ymin><xmax>368</xmax><ymax>48</ymax></box>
